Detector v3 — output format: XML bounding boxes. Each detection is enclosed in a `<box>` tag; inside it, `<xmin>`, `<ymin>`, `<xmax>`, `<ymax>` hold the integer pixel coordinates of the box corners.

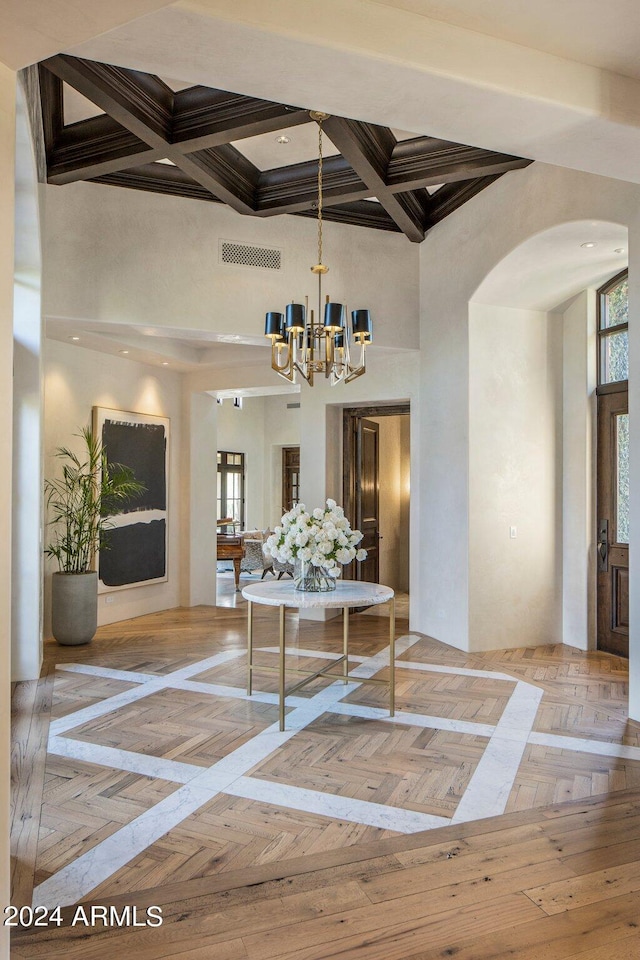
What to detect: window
<box><xmin>598</xmin><ymin>270</ymin><xmax>628</xmax><ymax>385</ymax></box>
<box><xmin>217</xmin><ymin>451</ymin><xmax>245</xmax><ymax>528</ymax></box>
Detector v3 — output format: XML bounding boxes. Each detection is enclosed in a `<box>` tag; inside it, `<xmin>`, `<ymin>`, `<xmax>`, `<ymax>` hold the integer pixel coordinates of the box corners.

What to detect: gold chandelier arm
<box><xmin>271</xmin><ymin>338</ymin><xmax>295</xmax><ymax>381</ymax></box>
<box><xmin>344</xmin><ymin>340</ymin><xmax>368</xmax><ymax>383</ymax></box>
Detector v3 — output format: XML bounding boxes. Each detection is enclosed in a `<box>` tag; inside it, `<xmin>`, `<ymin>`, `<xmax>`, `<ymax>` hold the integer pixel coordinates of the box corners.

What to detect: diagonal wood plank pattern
<box><xmin>11</xmin><ymin>792</ymin><xmax>640</xmax><ymax>960</ymax></box>
<box><xmin>250</xmin><ymin>716</ymin><xmax>487</xmax><ymax>817</ymax></box>
<box><xmin>10</xmin><ymin>604</ymin><xmax>640</xmax><ymax>959</ymax></box>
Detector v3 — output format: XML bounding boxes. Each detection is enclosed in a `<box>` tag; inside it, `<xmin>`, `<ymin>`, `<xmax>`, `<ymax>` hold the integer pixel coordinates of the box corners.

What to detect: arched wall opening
<box><xmin>415</xmin><ymin>161</ymin><xmax>640</xmax><ymax>727</ymax></box>
<box><xmin>468</xmin><ymin>220</ymin><xmax>628</xmax><ymax>653</ymax></box>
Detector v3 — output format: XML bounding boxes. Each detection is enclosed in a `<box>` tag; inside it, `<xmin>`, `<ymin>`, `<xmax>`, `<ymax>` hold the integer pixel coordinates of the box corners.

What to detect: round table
<box><xmin>241</xmin><ymin>579</ymin><xmax>395</xmax><ymax>730</ymax></box>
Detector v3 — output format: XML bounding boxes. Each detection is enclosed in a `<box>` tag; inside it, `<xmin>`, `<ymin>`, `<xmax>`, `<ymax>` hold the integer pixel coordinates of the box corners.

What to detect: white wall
<box><xmin>217</xmin><ymin>396</ymin><xmax>266</xmax><ymax>530</ymax></box>
<box><xmin>185</xmin><ymin>390</ymin><xmax>217</xmax><ymax>607</ymax></box>
<box><xmin>43</xmin><ymin>340</ymin><xmax>183</xmax><ymax>630</ymax></box>
<box><xmin>469</xmin><ymin>304</ymin><xmax>563</xmax><ymax>651</ymax></box>
<box><xmin>12</xmin><ymin>80</ymin><xmax>43</xmax><ymax>682</ymax></box>
<box><xmin>215</xmin><ymin>392</ymin><xmax>300</xmax><ymax>530</ymax></box>
<box><xmin>43</xmin><ymin>181</ymin><xmax>419</xmax><ymax>352</ymax></box>
<box><xmin>264</xmin><ymin>394</ymin><xmax>300</xmax><ymax>527</ymax></box>
<box><xmin>418</xmin><ymin>160</ymin><xmax>640</xmax><ymax>699</ymax></box>
<box><xmin>0</xmin><ymin>62</ymin><xmax>15</xmax><ymax>960</ymax></box>
<box><xmin>562</xmin><ymin>290</ymin><xmax>598</xmax><ymax>650</ymax></box>
<box><xmin>38</xmin><ymin>157</ymin><xmax>640</xmax><ymax>718</ymax></box>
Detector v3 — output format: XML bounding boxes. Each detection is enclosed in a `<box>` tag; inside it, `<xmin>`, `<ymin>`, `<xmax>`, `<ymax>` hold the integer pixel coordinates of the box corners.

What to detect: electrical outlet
<box><xmin>105</xmin><ymin>595</ymin><xmax>115</xmax><ymax>604</ymax></box>
<box><xmin>509</xmin><ymin>526</ymin><xmax>517</xmax><ymax>539</ymax></box>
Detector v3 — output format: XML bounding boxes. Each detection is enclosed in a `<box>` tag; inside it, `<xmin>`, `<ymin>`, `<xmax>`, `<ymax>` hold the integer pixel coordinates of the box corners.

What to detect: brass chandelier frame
<box><xmin>264</xmin><ymin>112</ymin><xmax>372</xmax><ymax>386</ymax></box>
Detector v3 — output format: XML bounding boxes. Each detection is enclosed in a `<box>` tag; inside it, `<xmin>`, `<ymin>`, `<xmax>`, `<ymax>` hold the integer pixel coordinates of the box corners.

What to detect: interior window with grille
<box><xmin>598</xmin><ymin>270</ymin><xmax>629</xmax><ymax>385</ymax></box>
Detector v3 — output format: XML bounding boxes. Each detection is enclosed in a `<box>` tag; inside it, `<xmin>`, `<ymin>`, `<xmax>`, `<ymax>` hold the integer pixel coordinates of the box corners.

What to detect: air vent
<box><xmin>219</xmin><ymin>240</ymin><xmax>282</xmax><ymax>271</ymax></box>
<box><xmin>286</xmin><ymin>402</ymin><xmax>301</xmax><ymax>409</ymax></box>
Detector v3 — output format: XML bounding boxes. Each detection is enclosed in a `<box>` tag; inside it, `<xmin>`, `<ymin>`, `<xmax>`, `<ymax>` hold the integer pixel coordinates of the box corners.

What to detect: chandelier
<box><xmin>264</xmin><ymin>111</ymin><xmax>372</xmax><ymax>386</ymax></box>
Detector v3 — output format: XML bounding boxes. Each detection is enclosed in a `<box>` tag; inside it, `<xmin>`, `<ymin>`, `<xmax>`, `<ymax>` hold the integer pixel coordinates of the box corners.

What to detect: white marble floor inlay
<box><xmin>35</xmin><ymin>636</ymin><xmax>640</xmax><ymax>908</ymax></box>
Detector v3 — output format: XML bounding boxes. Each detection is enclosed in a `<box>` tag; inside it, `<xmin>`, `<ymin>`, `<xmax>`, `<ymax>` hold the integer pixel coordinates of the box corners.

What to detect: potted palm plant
<box><xmin>45</xmin><ymin>426</ymin><xmax>145</xmax><ymax>645</ymax></box>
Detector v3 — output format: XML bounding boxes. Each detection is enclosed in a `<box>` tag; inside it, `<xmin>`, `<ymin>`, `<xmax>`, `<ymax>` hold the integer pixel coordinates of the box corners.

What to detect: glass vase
<box><xmin>293</xmin><ymin>557</ymin><xmax>338</xmax><ymax>592</ymax></box>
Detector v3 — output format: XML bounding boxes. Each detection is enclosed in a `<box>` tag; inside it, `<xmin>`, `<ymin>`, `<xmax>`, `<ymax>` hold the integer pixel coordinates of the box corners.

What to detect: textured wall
<box><xmin>42</xmin><ymin>181</ymin><xmax>419</xmax><ymax>352</ymax></box>
<box><xmin>469</xmin><ymin>304</ymin><xmax>563</xmax><ymax>651</ymax></box>
<box><xmin>44</xmin><ymin>339</ymin><xmax>183</xmax><ymax>631</ymax></box>
<box><xmin>0</xmin><ymin>60</ymin><xmax>15</xmax><ymax>960</ymax></box>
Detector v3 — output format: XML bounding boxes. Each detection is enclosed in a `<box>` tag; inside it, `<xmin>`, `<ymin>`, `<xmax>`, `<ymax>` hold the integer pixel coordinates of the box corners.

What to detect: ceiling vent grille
<box><xmin>219</xmin><ymin>240</ymin><xmax>282</xmax><ymax>271</ymax></box>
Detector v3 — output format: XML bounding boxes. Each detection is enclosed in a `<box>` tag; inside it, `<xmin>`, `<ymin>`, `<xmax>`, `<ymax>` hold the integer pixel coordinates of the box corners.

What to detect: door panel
<box><xmin>597</xmin><ymin>389</ymin><xmax>629</xmax><ymax>656</ymax></box>
<box><xmin>356</xmin><ymin>419</ymin><xmax>379</xmax><ymax>583</ymax></box>
<box><xmin>282</xmin><ymin>446</ymin><xmax>300</xmax><ymax>513</ymax></box>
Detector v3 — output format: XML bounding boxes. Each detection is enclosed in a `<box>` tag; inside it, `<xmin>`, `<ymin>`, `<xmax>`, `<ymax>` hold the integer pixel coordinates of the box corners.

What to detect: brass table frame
<box><xmin>246</xmin><ymin>593</ymin><xmax>395</xmax><ymax>731</ymax></box>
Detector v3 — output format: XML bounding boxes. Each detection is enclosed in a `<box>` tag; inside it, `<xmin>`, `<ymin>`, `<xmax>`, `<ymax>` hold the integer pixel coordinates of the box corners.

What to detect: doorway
<box><xmin>282</xmin><ymin>446</ymin><xmax>300</xmax><ymax>514</ymax></box>
<box><xmin>343</xmin><ymin>404</ymin><xmax>410</xmax><ymax>605</ymax></box>
<box><xmin>597</xmin><ymin>386</ymin><xmax>629</xmax><ymax>656</ymax></box>
<box><xmin>596</xmin><ymin>269</ymin><xmax>629</xmax><ymax>657</ymax></box>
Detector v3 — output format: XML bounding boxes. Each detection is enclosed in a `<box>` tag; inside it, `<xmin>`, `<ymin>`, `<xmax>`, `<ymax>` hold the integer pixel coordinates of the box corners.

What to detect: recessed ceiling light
<box><xmin>69</xmin><ymin>336</ymin><xmax>80</xmax><ymax>341</ymax></box>
<box><xmin>614</xmin><ymin>247</ymin><xmax>626</xmax><ymax>254</ymax></box>
<box><xmin>119</xmin><ymin>349</ymin><xmax>129</xmax><ymax>355</ymax></box>
<box><xmin>580</xmin><ymin>241</ymin><xmax>597</xmax><ymax>248</ymax></box>
<box><xmin>161</xmin><ymin>361</ymin><xmax>169</xmax><ymax>366</ymax></box>
<box><xmin>275</xmin><ymin>135</ymin><xmax>291</xmax><ymax>144</ymax></box>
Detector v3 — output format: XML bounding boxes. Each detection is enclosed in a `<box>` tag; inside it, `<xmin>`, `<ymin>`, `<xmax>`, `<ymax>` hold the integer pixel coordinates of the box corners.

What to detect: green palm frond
<box><xmin>44</xmin><ymin>426</ymin><xmax>146</xmax><ymax>573</ymax></box>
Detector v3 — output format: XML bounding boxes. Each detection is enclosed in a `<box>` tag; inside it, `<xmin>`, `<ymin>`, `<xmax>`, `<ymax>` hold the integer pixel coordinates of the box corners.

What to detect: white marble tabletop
<box><xmin>242</xmin><ymin>579</ymin><xmax>394</xmax><ymax>609</ymax></box>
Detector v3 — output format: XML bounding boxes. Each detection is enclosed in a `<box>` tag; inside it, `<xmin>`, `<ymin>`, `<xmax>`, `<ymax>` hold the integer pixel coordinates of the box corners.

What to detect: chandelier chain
<box><xmin>264</xmin><ymin>110</ymin><xmax>370</xmax><ymax>386</ymax></box>
<box><xmin>317</xmin><ymin>118</ymin><xmax>323</xmax><ymax>266</ymax></box>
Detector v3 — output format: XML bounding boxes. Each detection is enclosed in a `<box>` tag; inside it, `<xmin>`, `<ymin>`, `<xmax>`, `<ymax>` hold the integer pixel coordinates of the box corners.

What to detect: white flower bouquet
<box><xmin>265</xmin><ymin>498</ymin><xmax>367</xmax><ymax>577</ymax></box>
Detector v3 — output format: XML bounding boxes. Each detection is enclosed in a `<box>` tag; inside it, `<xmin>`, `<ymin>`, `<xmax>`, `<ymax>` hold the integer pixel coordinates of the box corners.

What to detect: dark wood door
<box><xmin>597</xmin><ymin>388</ymin><xmax>629</xmax><ymax>656</ymax></box>
<box><xmin>282</xmin><ymin>446</ymin><xmax>300</xmax><ymax>513</ymax></box>
<box><xmin>355</xmin><ymin>418</ymin><xmax>379</xmax><ymax>583</ymax></box>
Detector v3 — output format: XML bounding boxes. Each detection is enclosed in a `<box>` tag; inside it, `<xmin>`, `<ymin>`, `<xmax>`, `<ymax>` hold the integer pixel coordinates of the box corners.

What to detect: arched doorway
<box><xmin>469</xmin><ymin>220</ymin><xmax>628</xmax><ymax>653</ymax></box>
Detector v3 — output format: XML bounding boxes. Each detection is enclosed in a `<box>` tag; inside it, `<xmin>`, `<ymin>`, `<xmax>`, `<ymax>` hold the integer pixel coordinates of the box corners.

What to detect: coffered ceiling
<box><xmin>38</xmin><ymin>54</ymin><xmax>532</xmax><ymax>243</ymax></box>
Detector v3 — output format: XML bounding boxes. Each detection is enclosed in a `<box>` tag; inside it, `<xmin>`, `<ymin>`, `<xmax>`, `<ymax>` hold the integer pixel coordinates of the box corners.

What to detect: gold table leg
<box><xmin>279</xmin><ymin>603</ymin><xmax>286</xmax><ymax>731</ymax></box>
<box><xmin>343</xmin><ymin>606</ymin><xmax>349</xmax><ymax>682</ymax></box>
<box><xmin>246</xmin><ymin>600</ymin><xmax>253</xmax><ymax>696</ymax></box>
<box><xmin>389</xmin><ymin>596</ymin><xmax>395</xmax><ymax>717</ymax></box>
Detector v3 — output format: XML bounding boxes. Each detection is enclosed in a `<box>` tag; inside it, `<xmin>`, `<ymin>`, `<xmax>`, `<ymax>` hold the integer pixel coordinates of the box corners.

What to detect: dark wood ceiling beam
<box><xmin>91</xmin><ymin>162</ymin><xmax>221</xmax><ymax>203</ymax></box>
<box><xmin>42</xmin><ymin>54</ymin><xmax>259</xmax><ymax>214</ymax></box>
<box><xmin>38</xmin><ymin>65</ymin><xmax>64</xmax><ymax>157</ymax></box>
<box><xmin>171</xmin><ymin>87</ymin><xmax>309</xmax><ymax>151</ymax></box>
<box><xmin>387</xmin><ymin>137</ymin><xmax>532</xmax><ymax>191</ymax></box>
<box><xmin>47</xmin><ymin>115</ymin><xmax>164</xmax><ymax>183</ymax></box>
<box><xmin>322</xmin><ymin>117</ymin><xmax>426</xmax><ymax>242</ymax></box>
<box><xmin>425</xmin><ymin>175</ymin><xmax>503</xmax><ymax>228</ymax></box>
<box><xmin>180</xmin><ymin>144</ymin><xmax>259</xmax><ymax>210</ymax></box>
<box><xmin>296</xmin><ymin>200</ymin><xmax>400</xmax><ymax>233</ymax></box>
<box><xmin>38</xmin><ymin>55</ymin><xmax>534</xmax><ymax>236</ymax></box>
<box><xmin>42</xmin><ymin>55</ymin><xmax>174</xmax><ymax>145</ymax></box>
<box><xmin>255</xmin><ymin>155</ymin><xmax>370</xmax><ymax>215</ymax></box>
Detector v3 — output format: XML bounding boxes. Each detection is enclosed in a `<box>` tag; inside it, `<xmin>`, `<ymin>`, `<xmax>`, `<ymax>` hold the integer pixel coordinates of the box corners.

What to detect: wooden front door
<box><xmin>349</xmin><ymin>417</ymin><xmax>380</xmax><ymax>583</ymax></box>
<box><xmin>597</xmin><ymin>387</ymin><xmax>629</xmax><ymax>656</ymax></box>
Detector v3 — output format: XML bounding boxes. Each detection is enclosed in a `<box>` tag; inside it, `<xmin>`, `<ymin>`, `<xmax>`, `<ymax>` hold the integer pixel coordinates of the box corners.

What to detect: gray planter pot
<box><xmin>51</xmin><ymin>571</ymin><xmax>98</xmax><ymax>645</ymax></box>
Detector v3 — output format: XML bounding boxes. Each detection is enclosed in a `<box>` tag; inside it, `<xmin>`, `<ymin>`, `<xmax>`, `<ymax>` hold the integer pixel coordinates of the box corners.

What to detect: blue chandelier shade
<box><xmin>285</xmin><ymin>302</ymin><xmax>305</xmax><ymax>333</ymax></box>
<box><xmin>264</xmin><ymin>311</ymin><xmax>285</xmax><ymax>339</ymax></box>
<box><xmin>323</xmin><ymin>301</ymin><xmax>345</xmax><ymax>332</ymax></box>
<box><xmin>352</xmin><ymin>309</ymin><xmax>372</xmax><ymax>341</ymax></box>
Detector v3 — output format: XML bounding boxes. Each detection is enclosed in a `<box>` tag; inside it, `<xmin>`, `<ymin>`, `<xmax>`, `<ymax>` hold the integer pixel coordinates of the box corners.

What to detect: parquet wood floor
<box><xmin>11</xmin><ymin>791</ymin><xmax>640</xmax><ymax>960</ymax></box>
<box><xmin>10</xmin><ymin>604</ymin><xmax>640</xmax><ymax>959</ymax></box>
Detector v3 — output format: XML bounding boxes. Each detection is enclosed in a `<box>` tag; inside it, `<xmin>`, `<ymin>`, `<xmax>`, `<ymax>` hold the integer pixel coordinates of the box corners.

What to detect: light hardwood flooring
<box><xmin>10</xmin><ymin>604</ymin><xmax>640</xmax><ymax>959</ymax></box>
